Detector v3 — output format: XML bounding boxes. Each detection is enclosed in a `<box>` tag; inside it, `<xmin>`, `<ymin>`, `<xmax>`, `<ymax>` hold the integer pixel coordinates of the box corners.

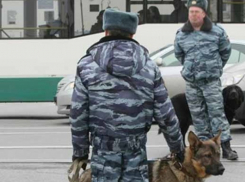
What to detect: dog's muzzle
<box><xmin>217</xmin><ymin>165</ymin><xmax>225</xmax><ymax>175</ymax></box>
<box><xmin>229</xmin><ymin>89</ymin><xmax>239</xmax><ymax>100</ymax></box>
<box><xmin>206</xmin><ymin>163</ymin><xmax>225</xmax><ymax>176</ymax></box>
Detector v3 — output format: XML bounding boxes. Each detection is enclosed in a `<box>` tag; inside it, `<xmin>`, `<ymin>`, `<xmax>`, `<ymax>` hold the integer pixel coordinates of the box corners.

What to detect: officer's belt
<box><xmin>92</xmin><ymin>133</ymin><xmax>147</xmax><ymax>152</ymax></box>
<box><xmin>188</xmin><ymin>78</ymin><xmax>219</xmax><ymax>86</ymax></box>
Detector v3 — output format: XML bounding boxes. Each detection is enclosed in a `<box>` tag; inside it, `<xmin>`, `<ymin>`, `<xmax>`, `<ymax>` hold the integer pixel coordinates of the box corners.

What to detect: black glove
<box><xmin>175</xmin><ymin>150</ymin><xmax>185</xmax><ymax>163</ymax></box>
<box><xmin>72</xmin><ymin>154</ymin><xmax>89</xmax><ymax>170</ymax></box>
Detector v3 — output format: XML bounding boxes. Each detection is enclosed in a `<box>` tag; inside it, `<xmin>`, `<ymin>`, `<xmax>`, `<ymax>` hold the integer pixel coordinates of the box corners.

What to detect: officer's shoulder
<box><xmin>77</xmin><ymin>54</ymin><xmax>93</xmax><ymax>66</ymax></box>
<box><xmin>175</xmin><ymin>28</ymin><xmax>185</xmax><ymax>40</ymax></box>
<box><xmin>212</xmin><ymin>23</ymin><xmax>226</xmax><ymax>33</ymax></box>
<box><xmin>139</xmin><ymin>45</ymin><xmax>149</xmax><ymax>55</ymax></box>
<box><xmin>176</xmin><ymin>28</ymin><xmax>183</xmax><ymax>35</ymax></box>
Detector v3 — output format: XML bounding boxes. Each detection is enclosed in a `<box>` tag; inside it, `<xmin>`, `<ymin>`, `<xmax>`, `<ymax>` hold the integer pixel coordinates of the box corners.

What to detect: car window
<box><xmin>240</xmin><ymin>52</ymin><xmax>245</xmax><ymax>63</ymax></box>
<box><xmin>230</xmin><ymin>43</ymin><xmax>245</xmax><ymax>63</ymax></box>
<box><xmin>231</xmin><ymin>43</ymin><xmax>245</xmax><ymax>54</ymax></box>
<box><xmin>160</xmin><ymin>51</ymin><xmax>181</xmax><ymax>67</ymax></box>
<box><xmin>227</xmin><ymin>49</ymin><xmax>240</xmax><ymax>64</ymax></box>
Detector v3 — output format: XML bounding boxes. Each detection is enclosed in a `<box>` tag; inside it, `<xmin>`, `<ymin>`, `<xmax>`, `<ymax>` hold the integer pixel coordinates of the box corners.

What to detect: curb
<box><xmin>0</xmin><ymin>116</ymin><xmax>68</xmax><ymax>120</ymax></box>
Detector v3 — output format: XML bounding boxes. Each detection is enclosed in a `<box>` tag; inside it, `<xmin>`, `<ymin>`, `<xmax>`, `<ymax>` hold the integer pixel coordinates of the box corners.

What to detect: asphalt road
<box><xmin>0</xmin><ymin>103</ymin><xmax>245</xmax><ymax>182</ymax></box>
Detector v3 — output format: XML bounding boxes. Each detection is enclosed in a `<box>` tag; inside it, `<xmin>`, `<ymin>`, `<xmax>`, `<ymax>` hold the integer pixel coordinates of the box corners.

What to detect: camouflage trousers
<box><xmin>91</xmin><ymin>134</ymin><xmax>149</xmax><ymax>182</ymax></box>
<box><xmin>186</xmin><ymin>79</ymin><xmax>231</xmax><ymax>142</ymax></box>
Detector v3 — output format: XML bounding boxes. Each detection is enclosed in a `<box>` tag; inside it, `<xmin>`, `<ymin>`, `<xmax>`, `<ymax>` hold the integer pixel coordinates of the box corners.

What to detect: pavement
<box><xmin>0</xmin><ymin>102</ymin><xmax>67</xmax><ymax>119</ymax></box>
<box><xmin>0</xmin><ymin>162</ymin><xmax>245</xmax><ymax>182</ymax></box>
<box><xmin>0</xmin><ymin>102</ymin><xmax>245</xmax><ymax>182</ymax></box>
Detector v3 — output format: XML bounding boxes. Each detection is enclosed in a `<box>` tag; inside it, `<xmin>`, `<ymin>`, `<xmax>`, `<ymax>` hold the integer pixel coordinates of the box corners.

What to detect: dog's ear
<box><xmin>188</xmin><ymin>131</ymin><xmax>202</xmax><ymax>151</ymax></box>
<box><xmin>212</xmin><ymin>130</ymin><xmax>222</xmax><ymax>146</ymax></box>
<box><xmin>222</xmin><ymin>86</ymin><xmax>229</xmax><ymax>103</ymax></box>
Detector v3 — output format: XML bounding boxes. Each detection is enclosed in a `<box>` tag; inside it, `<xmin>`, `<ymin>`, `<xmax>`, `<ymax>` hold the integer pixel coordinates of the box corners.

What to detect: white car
<box><xmin>54</xmin><ymin>75</ymin><xmax>75</xmax><ymax>115</ymax></box>
<box><xmin>55</xmin><ymin>40</ymin><xmax>245</xmax><ymax>117</ymax></box>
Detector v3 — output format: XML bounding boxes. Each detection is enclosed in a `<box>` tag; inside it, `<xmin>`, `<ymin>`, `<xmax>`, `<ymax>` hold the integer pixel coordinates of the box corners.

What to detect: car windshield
<box><xmin>149</xmin><ymin>44</ymin><xmax>173</xmax><ymax>57</ymax></box>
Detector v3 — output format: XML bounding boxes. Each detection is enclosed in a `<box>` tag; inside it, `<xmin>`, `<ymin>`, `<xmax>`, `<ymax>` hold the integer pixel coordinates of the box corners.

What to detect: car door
<box><xmin>155</xmin><ymin>50</ymin><xmax>185</xmax><ymax>97</ymax></box>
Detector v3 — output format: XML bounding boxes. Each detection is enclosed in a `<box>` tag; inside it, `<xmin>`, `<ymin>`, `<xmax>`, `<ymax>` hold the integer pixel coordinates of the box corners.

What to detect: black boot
<box><xmin>221</xmin><ymin>140</ymin><xmax>238</xmax><ymax>160</ymax></box>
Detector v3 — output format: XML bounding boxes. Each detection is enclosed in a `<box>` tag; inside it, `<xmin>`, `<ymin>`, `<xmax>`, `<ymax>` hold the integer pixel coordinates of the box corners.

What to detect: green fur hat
<box><xmin>187</xmin><ymin>0</ymin><xmax>208</xmax><ymax>12</ymax></box>
<box><xmin>103</xmin><ymin>8</ymin><xmax>139</xmax><ymax>34</ymax></box>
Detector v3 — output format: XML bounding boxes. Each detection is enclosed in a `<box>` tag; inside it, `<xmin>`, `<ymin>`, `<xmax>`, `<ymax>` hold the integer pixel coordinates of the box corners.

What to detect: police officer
<box><xmin>70</xmin><ymin>8</ymin><xmax>184</xmax><ymax>181</ymax></box>
<box><xmin>174</xmin><ymin>0</ymin><xmax>238</xmax><ymax>160</ymax></box>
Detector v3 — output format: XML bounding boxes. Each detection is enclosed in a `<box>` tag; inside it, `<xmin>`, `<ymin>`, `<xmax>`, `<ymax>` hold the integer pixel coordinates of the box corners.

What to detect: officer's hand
<box><xmin>72</xmin><ymin>154</ymin><xmax>89</xmax><ymax>170</ymax></box>
<box><xmin>175</xmin><ymin>150</ymin><xmax>185</xmax><ymax>163</ymax></box>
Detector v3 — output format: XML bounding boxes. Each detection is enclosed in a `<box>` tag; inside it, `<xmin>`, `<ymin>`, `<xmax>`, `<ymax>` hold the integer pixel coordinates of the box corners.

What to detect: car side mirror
<box><xmin>155</xmin><ymin>58</ymin><xmax>163</xmax><ymax>66</ymax></box>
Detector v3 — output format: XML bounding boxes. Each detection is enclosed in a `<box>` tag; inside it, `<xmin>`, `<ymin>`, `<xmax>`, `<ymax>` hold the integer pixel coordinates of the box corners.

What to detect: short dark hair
<box><xmin>108</xmin><ymin>30</ymin><xmax>132</xmax><ymax>38</ymax></box>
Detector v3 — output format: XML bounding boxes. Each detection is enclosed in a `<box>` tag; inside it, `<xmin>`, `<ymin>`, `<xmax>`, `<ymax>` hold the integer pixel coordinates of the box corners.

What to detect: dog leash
<box><xmin>173</xmin><ymin>160</ymin><xmax>193</xmax><ymax>177</ymax></box>
<box><xmin>171</xmin><ymin>153</ymin><xmax>194</xmax><ymax>179</ymax></box>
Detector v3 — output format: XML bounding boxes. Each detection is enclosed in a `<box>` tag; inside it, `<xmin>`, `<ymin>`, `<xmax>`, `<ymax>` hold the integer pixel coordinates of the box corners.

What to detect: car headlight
<box><xmin>64</xmin><ymin>82</ymin><xmax>75</xmax><ymax>90</ymax></box>
<box><xmin>222</xmin><ymin>73</ymin><xmax>244</xmax><ymax>87</ymax></box>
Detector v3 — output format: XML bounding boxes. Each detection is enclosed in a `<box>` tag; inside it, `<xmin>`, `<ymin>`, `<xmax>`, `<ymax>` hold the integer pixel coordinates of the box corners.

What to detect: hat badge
<box><xmin>192</xmin><ymin>1</ymin><xmax>197</xmax><ymax>4</ymax></box>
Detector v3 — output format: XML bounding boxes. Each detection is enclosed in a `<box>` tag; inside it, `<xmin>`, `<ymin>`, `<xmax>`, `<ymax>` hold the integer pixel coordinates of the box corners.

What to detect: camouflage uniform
<box><xmin>70</xmin><ymin>36</ymin><xmax>184</xmax><ymax>182</ymax></box>
<box><xmin>174</xmin><ymin>17</ymin><xmax>231</xmax><ymax>142</ymax></box>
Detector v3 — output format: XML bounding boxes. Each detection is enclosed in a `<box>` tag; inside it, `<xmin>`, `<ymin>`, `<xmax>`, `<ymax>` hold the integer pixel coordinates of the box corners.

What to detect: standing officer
<box><xmin>174</xmin><ymin>0</ymin><xmax>238</xmax><ymax>160</ymax></box>
<box><xmin>70</xmin><ymin>8</ymin><xmax>185</xmax><ymax>181</ymax></box>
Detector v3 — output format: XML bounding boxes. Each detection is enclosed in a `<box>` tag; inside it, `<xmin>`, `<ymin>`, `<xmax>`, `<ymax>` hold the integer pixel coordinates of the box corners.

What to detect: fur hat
<box><xmin>103</xmin><ymin>8</ymin><xmax>139</xmax><ymax>34</ymax></box>
<box><xmin>187</xmin><ymin>0</ymin><xmax>208</xmax><ymax>12</ymax></box>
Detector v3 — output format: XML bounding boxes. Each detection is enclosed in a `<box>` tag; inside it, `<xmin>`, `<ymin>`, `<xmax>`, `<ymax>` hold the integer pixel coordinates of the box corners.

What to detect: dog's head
<box><xmin>223</xmin><ymin>85</ymin><xmax>244</xmax><ymax>111</ymax></box>
<box><xmin>187</xmin><ymin>131</ymin><xmax>224</xmax><ymax>178</ymax></box>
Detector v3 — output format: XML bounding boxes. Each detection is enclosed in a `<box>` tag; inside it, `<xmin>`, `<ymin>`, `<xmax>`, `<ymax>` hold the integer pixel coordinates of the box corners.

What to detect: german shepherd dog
<box><xmin>68</xmin><ymin>131</ymin><xmax>224</xmax><ymax>182</ymax></box>
<box><xmin>148</xmin><ymin>131</ymin><xmax>224</xmax><ymax>182</ymax></box>
<box><xmin>162</xmin><ymin>85</ymin><xmax>244</xmax><ymax>146</ymax></box>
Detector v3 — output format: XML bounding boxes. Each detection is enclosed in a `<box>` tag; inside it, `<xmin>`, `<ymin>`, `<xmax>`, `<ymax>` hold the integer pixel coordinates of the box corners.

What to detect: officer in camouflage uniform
<box><xmin>174</xmin><ymin>0</ymin><xmax>238</xmax><ymax>160</ymax></box>
<box><xmin>70</xmin><ymin>8</ymin><xmax>184</xmax><ymax>182</ymax></box>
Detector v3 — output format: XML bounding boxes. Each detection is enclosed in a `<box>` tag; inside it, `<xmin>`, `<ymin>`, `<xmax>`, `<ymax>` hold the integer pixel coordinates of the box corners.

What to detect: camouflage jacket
<box><xmin>174</xmin><ymin>17</ymin><xmax>231</xmax><ymax>83</ymax></box>
<box><xmin>70</xmin><ymin>36</ymin><xmax>184</xmax><ymax>157</ymax></box>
